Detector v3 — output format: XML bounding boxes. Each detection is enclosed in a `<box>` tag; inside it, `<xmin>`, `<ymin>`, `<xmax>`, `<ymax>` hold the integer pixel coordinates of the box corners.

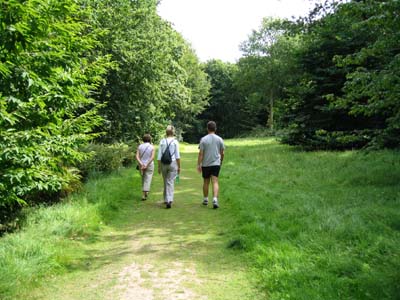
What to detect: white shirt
<box><xmin>157</xmin><ymin>137</ymin><xmax>180</xmax><ymax>162</ymax></box>
<box><xmin>137</xmin><ymin>143</ymin><xmax>154</xmax><ymax>165</ymax></box>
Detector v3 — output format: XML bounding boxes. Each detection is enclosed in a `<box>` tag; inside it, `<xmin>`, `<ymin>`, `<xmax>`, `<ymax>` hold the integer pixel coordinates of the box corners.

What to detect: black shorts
<box><xmin>202</xmin><ymin>165</ymin><xmax>221</xmax><ymax>178</ymax></box>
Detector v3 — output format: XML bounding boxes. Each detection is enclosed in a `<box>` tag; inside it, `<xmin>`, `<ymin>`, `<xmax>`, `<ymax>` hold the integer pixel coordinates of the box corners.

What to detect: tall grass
<box><xmin>0</xmin><ymin>168</ymin><xmax>136</xmax><ymax>300</ymax></box>
<box><xmin>222</xmin><ymin>138</ymin><xmax>400</xmax><ymax>300</ymax></box>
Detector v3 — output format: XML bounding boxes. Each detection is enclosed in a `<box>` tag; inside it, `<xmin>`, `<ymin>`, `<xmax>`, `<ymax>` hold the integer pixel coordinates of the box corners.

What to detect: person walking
<box><xmin>157</xmin><ymin>125</ymin><xmax>181</xmax><ymax>209</ymax></box>
<box><xmin>136</xmin><ymin>134</ymin><xmax>155</xmax><ymax>201</ymax></box>
<box><xmin>197</xmin><ymin>121</ymin><xmax>225</xmax><ymax>209</ymax></box>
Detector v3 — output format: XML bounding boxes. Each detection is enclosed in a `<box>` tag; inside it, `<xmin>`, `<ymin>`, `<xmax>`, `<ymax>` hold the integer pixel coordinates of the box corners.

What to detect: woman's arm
<box><xmin>146</xmin><ymin>146</ymin><xmax>155</xmax><ymax>168</ymax></box>
<box><xmin>136</xmin><ymin>147</ymin><xmax>141</xmax><ymax>165</ymax></box>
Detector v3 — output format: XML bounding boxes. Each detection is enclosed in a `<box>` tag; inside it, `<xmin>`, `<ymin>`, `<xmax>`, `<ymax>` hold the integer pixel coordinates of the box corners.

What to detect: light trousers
<box><xmin>161</xmin><ymin>160</ymin><xmax>178</xmax><ymax>203</ymax></box>
<box><xmin>141</xmin><ymin>162</ymin><xmax>154</xmax><ymax>192</ymax></box>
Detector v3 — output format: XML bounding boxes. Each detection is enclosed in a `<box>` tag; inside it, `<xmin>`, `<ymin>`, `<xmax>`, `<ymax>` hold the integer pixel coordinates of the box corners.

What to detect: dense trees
<box><xmin>83</xmin><ymin>0</ymin><xmax>209</xmax><ymax>142</ymax></box>
<box><xmin>183</xmin><ymin>59</ymin><xmax>251</xmax><ymax>142</ymax></box>
<box><xmin>0</xmin><ymin>0</ymin><xmax>209</xmax><ymax>214</ymax></box>
<box><xmin>234</xmin><ymin>0</ymin><xmax>400</xmax><ymax>149</ymax></box>
<box><xmin>0</xmin><ymin>0</ymin><xmax>110</xmax><ymax>208</ymax></box>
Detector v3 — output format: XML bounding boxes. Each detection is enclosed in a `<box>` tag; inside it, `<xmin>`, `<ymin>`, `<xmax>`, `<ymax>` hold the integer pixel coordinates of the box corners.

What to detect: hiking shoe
<box><xmin>202</xmin><ymin>199</ymin><xmax>208</xmax><ymax>206</ymax></box>
<box><xmin>166</xmin><ymin>202</ymin><xmax>172</xmax><ymax>209</ymax></box>
<box><xmin>213</xmin><ymin>202</ymin><xmax>219</xmax><ymax>209</ymax></box>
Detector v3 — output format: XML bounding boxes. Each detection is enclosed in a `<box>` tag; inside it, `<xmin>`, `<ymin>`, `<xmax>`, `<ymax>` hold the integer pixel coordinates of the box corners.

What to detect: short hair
<box><xmin>207</xmin><ymin>121</ymin><xmax>217</xmax><ymax>132</ymax></box>
<box><xmin>142</xmin><ymin>134</ymin><xmax>151</xmax><ymax>143</ymax></box>
<box><xmin>166</xmin><ymin>125</ymin><xmax>175</xmax><ymax>136</ymax></box>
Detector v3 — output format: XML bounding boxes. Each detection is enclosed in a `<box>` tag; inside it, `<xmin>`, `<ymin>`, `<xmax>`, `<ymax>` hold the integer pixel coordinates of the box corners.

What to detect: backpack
<box><xmin>161</xmin><ymin>139</ymin><xmax>175</xmax><ymax>165</ymax></box>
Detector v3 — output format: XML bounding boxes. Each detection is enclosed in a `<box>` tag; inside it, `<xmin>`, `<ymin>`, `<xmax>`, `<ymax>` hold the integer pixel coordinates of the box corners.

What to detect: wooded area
<box><xmin>1</xmin><ymin>0</ymin><xmax>399</xmax><ymax>221</ymax></box>
<box><xmin>195</xmin><ymin>1</ymin><xmax>400</xmax><ymax>150</ymax></box>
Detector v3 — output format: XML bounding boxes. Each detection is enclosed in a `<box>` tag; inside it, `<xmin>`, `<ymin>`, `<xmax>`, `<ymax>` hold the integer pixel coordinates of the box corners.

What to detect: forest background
<box><xmin>1</xmin><ymin>0</ymin><xmax>399</xmax><ymax>234</ymax></box>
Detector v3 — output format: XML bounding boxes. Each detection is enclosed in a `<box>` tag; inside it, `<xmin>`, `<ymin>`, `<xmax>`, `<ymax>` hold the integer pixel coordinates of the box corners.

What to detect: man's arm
<box><xmin>197</xmin><ymin>150</ymin><xmax>203</xmax><ymax>173</ymax></box>
<box><xmin>220</xmin><ymin>149</ymin><xmax>224</xmax><ymax>166</ymax></box>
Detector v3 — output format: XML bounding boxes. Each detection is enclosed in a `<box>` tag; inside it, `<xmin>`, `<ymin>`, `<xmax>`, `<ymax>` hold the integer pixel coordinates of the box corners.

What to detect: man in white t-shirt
<box><xmin>197</xmin><ymin>121</ymin><xmax>225</xmax><ymax>209</ymax></box>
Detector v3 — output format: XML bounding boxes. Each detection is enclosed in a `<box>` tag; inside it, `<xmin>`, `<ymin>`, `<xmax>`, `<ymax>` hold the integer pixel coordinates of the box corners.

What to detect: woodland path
<box><xmin>30</xmin><ymin>144</ymin><xmax>263</xmax><ymax>300</ymax></box>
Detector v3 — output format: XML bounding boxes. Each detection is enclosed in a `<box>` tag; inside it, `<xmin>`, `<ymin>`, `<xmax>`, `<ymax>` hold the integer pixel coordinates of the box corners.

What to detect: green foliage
<box><xmin>185</xmin><ymin>59</ymin><xmax>251</xmax><ymax>142</ymax></box>
<box><xmin>79</xmin><ymin>142</ymin><xmax>135</xmax><ymax>178</ymax></box>
<box><xmin>223</xmin><ymin>138</ymin><xmax>400</xmax><ymax>299</ymax></box>
<box><xmin>0</xmin><ymin>0</ymin><xmax>209</xmax><ymax>226</ymax></box>
<box><xmin>279</xmin><ymin>0</ymin><xmax>400</xmax><ymax>149</ymax></box>
<box><xmin>0</xmin><ymin>0</ymin><xmax>110</xmax><ymax>208</ymax></box>
<box><xmin>237</xmin><ymin>18</ymin><xmax>301</xmax><ymax>131</ymax></box>
<box><xmin>81</xmin><ymin>0</ymin><xmax>210</xmax><ymax>142</ymax></box>
<box><xmin>235</xmin><ymin>0</ymin><xmax>400</xmax><ymax>150</ymax></box>
<box><xmin>174</xmin><ymin>44</ymin><xmax>211</xmax><ymax>138</ymax></box>
<box><xmin>331</xmin><ymin>0</ymin><xmax>400</xmax><ymax>148</ymax></box>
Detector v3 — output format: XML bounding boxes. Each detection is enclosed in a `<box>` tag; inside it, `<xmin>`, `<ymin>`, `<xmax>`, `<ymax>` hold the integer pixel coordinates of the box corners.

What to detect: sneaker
<box><xmin>166</xmin><ymin>202</ymin><xmax>172</xmax><ymax>209</ymax></box>
<box><xmin>213</xmin><ymin>201</ymin><xmax>219</xmax><ymax>209</ymax></box>
<box><xmin>202</xmin><ymin>199</ymin><xmax>208</xmax><ymax>206</ymax></box>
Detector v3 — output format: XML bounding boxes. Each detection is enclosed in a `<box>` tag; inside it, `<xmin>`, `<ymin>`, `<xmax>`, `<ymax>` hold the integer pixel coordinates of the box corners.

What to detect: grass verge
<box><xmin>222</xmin><ymin>138</ymin><xmax>400</xmax><ymax>300</ymax></box>
<box><xmin>0</xmin><ymin>168</ymin><xmax>135</xmax><ymax>300</ymax></box>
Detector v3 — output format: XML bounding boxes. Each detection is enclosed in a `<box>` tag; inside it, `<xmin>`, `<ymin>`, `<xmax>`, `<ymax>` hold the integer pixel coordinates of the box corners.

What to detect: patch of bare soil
<box><xmin>111</xmin><ymin>261</ymin><xmax>207</xmax><ymax>300</ymax></box>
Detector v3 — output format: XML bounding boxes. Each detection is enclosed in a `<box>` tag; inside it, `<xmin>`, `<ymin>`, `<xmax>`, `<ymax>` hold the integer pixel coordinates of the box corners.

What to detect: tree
<box><xmin>184</xmin><ymin>59</ymin><xmax>250</xmax><ymax>142</ymax></box>
<box><xmin>280</xmin><ymin>0</ymin><xmax>398</xmax><ymax>149</ymax></box>
<box><xmin>332</xmin><ymin>0</ymin><xmax>400</xmax><ymax>148</ymax></box>
<box><xmin>81</xmin><ymin>0</ymin><xmax>210</xmax><ymax>142</ymax></box>
<box><xmin>237</xmin><ymin>18</ymin><xmax>299</xmax><ymax>132</ymax></box>
<box><xmin>0</xmin><ymin>0</ymin><xmax>110</xmax><ymax>208</ymax></box>
<box><xmin>174</xmin><ymin>42</ymin><xmax>211</xmax><ymax>139</ymax></box>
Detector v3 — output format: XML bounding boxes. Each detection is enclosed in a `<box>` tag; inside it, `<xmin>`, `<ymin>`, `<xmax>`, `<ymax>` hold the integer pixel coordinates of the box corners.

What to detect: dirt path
<box><xmin>30</xmin><ymin>145</ymin><xmax>262</xmax><ymax>300</ymax></box>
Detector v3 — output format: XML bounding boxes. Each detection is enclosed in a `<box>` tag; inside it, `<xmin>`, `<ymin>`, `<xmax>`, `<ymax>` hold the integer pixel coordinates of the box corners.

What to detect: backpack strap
<box><xmin>163</xmin><ymin>138</ymin><xmax>175</xmax><ymax>157</ymax></box>
<box><xmin>139</xmin><ymin>145</ymin><xmax>150</xmax><ymax>160</ymax></box>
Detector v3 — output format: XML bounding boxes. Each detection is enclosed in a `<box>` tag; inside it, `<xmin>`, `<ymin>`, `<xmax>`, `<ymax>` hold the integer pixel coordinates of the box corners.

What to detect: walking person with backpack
<box><xmin>157</xmin><ymin>125</ymin><xmax>181</xmax><ymax>209</ymax></box>
<box><xmin>197</xmin><ymin>121</ymin><xmax>225</xmax><ymax>209</ymax></box>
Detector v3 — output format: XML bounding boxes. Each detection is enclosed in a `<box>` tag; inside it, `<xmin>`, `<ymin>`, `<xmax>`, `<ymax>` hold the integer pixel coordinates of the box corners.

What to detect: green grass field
<box><xmin>0</xmin><ymin>138</ymin><xmax>399</xmax><ymax>300</ymax></box>
<box><xmin>222</xmin><ymin>138</ymin><xmax>400</xmax><ymax>299</ymax></box>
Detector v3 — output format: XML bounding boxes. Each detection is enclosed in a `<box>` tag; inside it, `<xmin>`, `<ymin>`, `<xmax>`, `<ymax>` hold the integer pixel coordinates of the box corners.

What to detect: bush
<box><xmin>79</xmin><ymin>143</ymin><xmax>135</xmax><ymax>178</ymax></box>
<box><xmin>0</xmin><ymin>0</ymin><xmax>109</xmax><ymax>209</ymax></box>
<box><xmin>280</xmin><ymin>126</ymin><xmax>375</xmax><ymax>150</ymax></box>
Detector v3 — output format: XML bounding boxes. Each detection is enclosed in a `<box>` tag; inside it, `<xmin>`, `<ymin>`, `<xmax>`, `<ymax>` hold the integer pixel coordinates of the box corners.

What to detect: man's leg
<box><xmin>202</xmin><ymin>177</ymin><xmax>210</xmax><ymax>205</ymax></box>
<box><xmin>211</xmin><ymin>176</ymin><xmax>219</xmax><ymax>208</ymax></box>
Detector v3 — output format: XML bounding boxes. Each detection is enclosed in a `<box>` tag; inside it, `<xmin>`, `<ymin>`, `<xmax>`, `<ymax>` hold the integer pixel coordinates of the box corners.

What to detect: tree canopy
<box><xmin>233</xmin><ymin>0</ymin><xmax>400</xmax><ymax>149</ymax></box>
<box><xmin>0</xmin><ymin>0</ymin><xmax>209</xmax><ymax>210</ymax></box>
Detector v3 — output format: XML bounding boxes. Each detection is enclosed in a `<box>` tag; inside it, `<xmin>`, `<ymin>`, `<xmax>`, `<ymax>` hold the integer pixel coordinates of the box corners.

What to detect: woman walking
<box><xmin>136</xmin><ymin>134</ymin><xmax>155</xmax><ymax>201</ymax></box>
<box><xmin>157</xmin><ymin>125</ymin><xmax>181</xmax><ymax>209</ymax></box>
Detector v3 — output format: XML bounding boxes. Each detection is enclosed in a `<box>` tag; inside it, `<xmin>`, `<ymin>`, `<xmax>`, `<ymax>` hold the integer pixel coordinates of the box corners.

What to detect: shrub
<box><xmin>79</xmin><ymin>143</ymin><xmax>135</xmax><ymax>178</ymax></box>
<box><xmin>0</xmin><ymin>0</ymin><xmax>110</xmax><ymax>209</ymax></box>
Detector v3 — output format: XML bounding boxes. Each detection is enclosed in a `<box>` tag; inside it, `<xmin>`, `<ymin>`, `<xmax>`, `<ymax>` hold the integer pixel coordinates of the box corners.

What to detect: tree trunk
<box><xmin>268</xmin><ymin>89</ymin><xmax>274</xmax><ymax>132</ymax></box>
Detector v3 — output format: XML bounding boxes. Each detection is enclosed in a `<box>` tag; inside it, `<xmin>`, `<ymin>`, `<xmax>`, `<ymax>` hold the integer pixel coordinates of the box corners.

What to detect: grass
<box><xmin>222</xmin><ymin>138</ymin><xmax>400</xmax><ymax>300</ymax></box>
<box><xmin>0</xmin><ymin>143</ymin><xmax>262</xmax><ymax>300</ymax></box>
<box><xmin>0</xmin><ymin>138</ymin><xmax>399</xmax><ymax>300</ymax></box>
<box><xmin>0</xmin><ymin>169</ymin><xmax>133</xmax><ymax>300</ymax></box>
